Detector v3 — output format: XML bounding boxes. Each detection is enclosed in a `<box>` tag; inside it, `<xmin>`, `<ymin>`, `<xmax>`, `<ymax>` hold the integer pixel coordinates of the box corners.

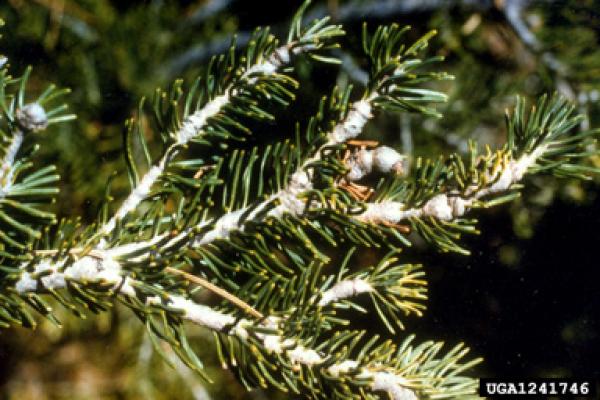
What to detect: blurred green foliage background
<box><xmin>0</xmin><ymin>0</ymin><xmax>599</xmax><ymax>398</ymax></box>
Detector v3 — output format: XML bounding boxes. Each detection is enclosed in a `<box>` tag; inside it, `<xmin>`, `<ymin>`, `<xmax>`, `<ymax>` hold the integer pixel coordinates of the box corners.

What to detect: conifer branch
<box><xmin>14</xmin><ymin>250</ymin><xmax>473</xmax><ymax>399</ymax></box>
<box><xmin>90</xmin><ymin>92</ymin><xmax>378</xmax><ymax>259</ymax></box>
<box><xmin>100</xmin><ymin>10</ymin><xmax>344</xmax><ymax>237</ymax></box>
<box><xmin>2</xmin><ymin>7</ymin><xmax>598</xmax><ymax>399</ymax></box>
<box><xmin>0</xmin><ymin>53</ymin><xmax>74</xmax><ymax>254</ymax></box>
<box><xmin>358</xmin><ymin>95</ymin><xmax>598</xmax><ymax>253</ymax></box>
<box><xmin>355</xmin><ymin>144</ymin><xmax>541</xmax><ymax>224</ymax></box>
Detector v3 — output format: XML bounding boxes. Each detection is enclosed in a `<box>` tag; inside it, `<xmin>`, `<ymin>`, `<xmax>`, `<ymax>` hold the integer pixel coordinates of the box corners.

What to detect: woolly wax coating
<box><xmin>16</xmin><ymin>103</ymin><xmax>48</xmax><ymax>132</ymax></box>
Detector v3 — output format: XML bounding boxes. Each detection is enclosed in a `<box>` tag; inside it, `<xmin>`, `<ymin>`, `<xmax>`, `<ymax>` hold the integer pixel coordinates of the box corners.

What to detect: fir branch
<box><xmin>147</xmin><ymin>94</ymin><xmax>373</xmax><ymax>251</ymax></box>
<box><xmin>316</xmin><ymin>255</ymin><xmax>428</xmax><ymax>332</ymax></box>
<box><xmin>80</xmin><ymin>24</ymin><xmax>446</xmax><ymax>272</ymax></box>
<box><xmin>11</xmin><ymin>248</ymin><xmax>460</xmax><ymax>399</ymax></box>
<box><xmin>99</xmin><ymin>6</ymin><xmax>344</xmax><ymax>238</ymax></box>
<box><xmin>359</xmin><ymin>95</ymin><xmax>598</xmax><ymax>253</ymax></box>
<box><xmin>88</xmin><ymin>90</ymin><xmax>376</xmax><ymax>261</ymax></box>
<box><xmin>163</xmin><ymin>23</ymin><xmax>448</xmax><ymax>250</ymax></box>
<box><xmin>0</xmin><ymin>62</ymin><xmax>74</xmax><ymax>253</ymax></box>
<box><xmin>5</xmin><ymin>7</ymin><xmax>600</xmax><ymax>399</ymax></box>
<box><xmin>317</xmin><ymin>277</ymin><xmax>374</xmax><ymax>307</ymax></box>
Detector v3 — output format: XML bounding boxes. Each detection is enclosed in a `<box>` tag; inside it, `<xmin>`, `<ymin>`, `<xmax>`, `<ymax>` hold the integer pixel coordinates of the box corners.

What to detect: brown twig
<box><xmin>193</xmin><ymin>164</ymin><xmax>215</xmax><ymax>179</ymax></box>
<box><xmin>347</xmin><ymin>139</ymin><xmax>379</xmax><ymax>148</ymax></box>
<box><xmin>165</xmin><ymin>267</ymin><xmax>264</xmax><ymax>319</ymax></box>
<box><xmin>34</xmin><ymin>247</ymin><xmax>104</xmax><ymax>259</ymax></box>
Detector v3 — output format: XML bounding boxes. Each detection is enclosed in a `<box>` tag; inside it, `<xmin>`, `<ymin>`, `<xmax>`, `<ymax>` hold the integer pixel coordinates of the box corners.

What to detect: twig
<box><xmin>165</xmin><ymin>266</ymin><xmax>264</xmax><ymax>319</ymax></box>
<box><xmin>34</xmin><ymin>247</ymin><xmax>104</xmax><ymax>259</ymax></box>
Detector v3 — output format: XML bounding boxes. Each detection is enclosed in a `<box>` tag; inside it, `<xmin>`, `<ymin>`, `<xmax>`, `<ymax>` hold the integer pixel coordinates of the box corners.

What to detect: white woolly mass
<box><xmin>115</xmin><ymin>277</ymin><xmax>137</xmax><ymax>297</ymax></box>
<box><xmin>249</xmin><ymin>60</ymin><xmax>278</xmax><ymax>76</ymax></box>
<box><xmin>15</xmin><ymin>259</ymin><xmax>57</xmax><ymax>293</ymax></box>
<box><xmin>189</xmin><ymin>171</ymin><xmax>311</xmax><ymax>247</ymax></box>
<box><xmin>40</xmin><ymin>268</ymin><xmax>67</xmax><ymax>289</ymax></box>
<box><xmin>1</xmin><ymin>130</ymin><xmax>23</xmax><ymax>173</ymax></box>
<box><xmin>460</xmin><ymin>148</ymin><xmax>545</xmax><ymax>204</ymax></box>
<box><xmin>230</xmin><ymin>321</ymin><xmax>250</xmax><ymax>341</ymax></box>
<box><xmin>105</xmin><ymin>231</ymin><xmax>171</xmax><ymax>258</ymax></box>
<box><xmin>267</xmin><ymin>190</ymin><xmax>306</xmax><ymax>220</ymax></box>
<box><xmin>291</xmin><ymin>43</ymin><xmax>317</xmax><ymax>56</ymax></box>
<box><xmin>267</xmin><ymin>170</ymin><xmax>313</xmax><ymax>219</ymax></box>
<box><xmin>287</xmin><ymin>346</ymin><xmax>323</xmax><ymax>366</ymax></box>
<box><xmin>318</xmin><ymin>278</ymin><xmax>373</xmax><ymax>306</ymax></box>
<box><xmin>289</xmin><ymin>170</ymin><xmax>311</xmax><ymax>192</ymax></box>
<box><xmin>177</xmin><ymin>94</ymin><xmax>229</xmax><ymax>144</ymax></box>
<box><xmin>422</xmin><ymin>194</ymin><xmax>454</xmax><ymax>221</ymax></box>
<box><xmin>179</xmin><ymin>43</ymin><xmax>306</xmax><ymax>143</ymax></box>
<box><xmin>484</xmin><ymin>150</ymin><xmax>541</xmax><ymax>195</ymax></box>
<box><xmin>330</xmin><ymin>100</ymin><xmax>373</xmax><ymax>143</ymax></box>
<box><xmin>14</xmin><ymin>272</ymin><xmax>37</xmax><ymax>293</ymax></box>
<box><xmin>327</xmin><ymin>360</ymin><xmax>359</xmax><ymax>377</ymax></box>
<box><xmin>369</xmin><ymin>371</ymin><xmax>417</xmax><ymax>400</ymax></box>
<box><xmin>191</xmin><ymin>195</ymin><xmax>276</xmax><ymax>246</ymax></box>
<box><xmin>345</xmin><ymin>146</ymin><xmax>406</xmax><ymax>181</ymax></box>
<box><xmin>358</xmin><ymin>201</ymin><xmax>422</xmax><ymax>225</ymax></box>
<box><xmin>149</xmin><ymin>294</ymin><xmax>238</xmax><ymax>332</ymax></box>
<box><xmin>0</xmin><ymin>130</ymin><xmax>24</xmax><ymax>197</ymax></box>
<box><xmin>15</xmin><ymin>259</ymin><xmax>65</xmax><ymax>293</ymax></box>
<box><xmin>372</xmin><ymin>146</ymin><xmax>406</xmax><ymax>174</ymax></box>
<box><xmin>248</xmin><ymin>316</ymin><xmax>290</xmax><ymax>354</ymax></box>
<box><xmin>101</xmin><ymin>159</ymin><xmax>167</xmax><ymax>237</ymax></box>
<box><xmin>273</xmin><ymin>46</ymin><xmax>292</xmax><ymax>65</ymax></box>
<box><xmin>263</xmin><ymin>334</ymin><xmax>294</xmax><ymax>354</ymax></box>
<box><xmin>346</xmin><ymin>163</ymin><xmax>368</xmax><ymax>181</ymax></box>
<box><xmin>346</xmin><ymin>149</ymin><xmax>374</xmax><ymax>181</ymax></box>
<box><xmin>63</xmin><ymin>256</ymin><xmax>136</xmax><ymax>296</ymax></box>
<box><xmin>245</xmin><ymin>45</ymin><xmax>292</xmax><ymax>82</ymax></box>
<box><xmin>117</xmin><ymin>165</ymin><xmax>163</xmax><ymax>219</ymax></box>
<box><xmin>487</xmin><ymin>167</ymin><xmax>514</xmax><ymax>194</ymax></box>
<box><xmin>15</xmin><ymin>255</ymin><xmax>137</xmax><ymax>297</ymax></box>
<box><xmin>197</xmin><ymin>208</ymin><xmax>245</xmax><ymax>245</ymax></box>
<box><xmin>448</xmin><ymin>195</ymin><xmax>469</xmax><ymax>217</ymax></box>
<box><xmin>236</xmin><ymin>316</ymin><xmax>324</xmax><ymax>366</ymax></box>
<box><xmin>375</xmin><ymin>193</ymin><xmax>469</xmax><ymax>223</ymax></box>
<box><xmin>247</xmin><ymin>43</ymin><xmax>317</xmax><ymax>81</ymax></box>
<box><xmin>419</xmin><ymin>150</ymin><xmax>545</xmax><ymax>221</ymax></box>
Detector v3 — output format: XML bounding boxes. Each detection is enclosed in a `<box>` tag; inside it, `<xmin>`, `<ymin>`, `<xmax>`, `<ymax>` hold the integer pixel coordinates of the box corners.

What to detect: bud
<box><xmin>16</xmin><ymin>102</ymin><xmax>48</xmax><ymax>132</ymax></box>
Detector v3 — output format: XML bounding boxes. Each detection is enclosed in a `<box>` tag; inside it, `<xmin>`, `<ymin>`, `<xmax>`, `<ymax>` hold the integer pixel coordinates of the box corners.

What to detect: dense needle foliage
<box><xmin>0</xmin><ymin>1</ymin><xmax>599</xmax><ymax>399</ymax></box>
